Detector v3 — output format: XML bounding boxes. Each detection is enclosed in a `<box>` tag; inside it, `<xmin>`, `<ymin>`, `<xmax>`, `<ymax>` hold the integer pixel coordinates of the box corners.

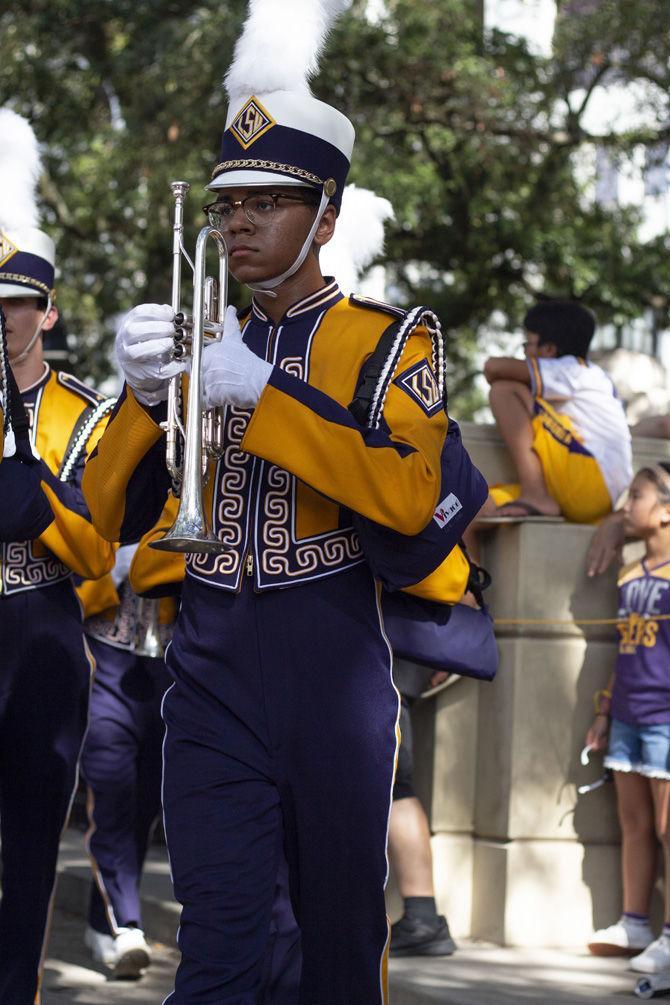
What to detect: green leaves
<box><xmin>2</xmin><ymin>0</ymin><xmax>670</xmax><ymax>412</ymax></box>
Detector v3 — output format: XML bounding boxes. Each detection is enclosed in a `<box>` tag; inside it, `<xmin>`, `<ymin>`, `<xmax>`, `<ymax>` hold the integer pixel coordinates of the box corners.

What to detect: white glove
<box><xmin>111</xmin><ymin>543</ymin><xmax>138</xmax><ymax>588</ymax></box>
<box><xmin>116</xmin><ymin>303</ymin><xmax>185</xmax><ymax>407</ymax></box>
<box><xmin>201</xmin><ymin>306</ymin><xmax>273</xmax><ymax>410</ymax></box>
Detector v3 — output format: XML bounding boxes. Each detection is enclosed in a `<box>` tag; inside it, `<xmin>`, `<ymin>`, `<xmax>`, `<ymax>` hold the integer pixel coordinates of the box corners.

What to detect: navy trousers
<box><xmin>80</xmin><ymin>638</ymin><xmax>171</xmax><ymax>934</ymax></box>
<box><xmin>0</xmin><ymin>581</ymin><xmax>91</xmax><ymax>1004</ymax></box>
<box><xmin>162</xmin><ymin>565</ymin><xmax>399</xmax><ymax>1005</ymax></box>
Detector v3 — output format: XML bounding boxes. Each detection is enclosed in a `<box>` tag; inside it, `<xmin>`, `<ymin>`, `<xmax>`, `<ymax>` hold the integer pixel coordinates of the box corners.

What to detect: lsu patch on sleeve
<box><xmin>393</xmin><ymin>359</ymin><xmax>443</xmax><ymax>417</ymax></box>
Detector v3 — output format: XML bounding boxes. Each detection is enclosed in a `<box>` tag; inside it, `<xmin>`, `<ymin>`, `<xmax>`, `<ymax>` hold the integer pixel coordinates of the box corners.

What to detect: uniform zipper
<box><xmin>239</xmin><ymin>321</ymin><xmax>276</xmax><ymax>592</ymax></box>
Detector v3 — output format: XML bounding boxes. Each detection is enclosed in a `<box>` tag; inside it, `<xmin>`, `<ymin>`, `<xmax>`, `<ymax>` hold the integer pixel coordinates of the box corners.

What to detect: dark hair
<box><xmin>636</xmin><ymin>462</ymin><xmax>670</xmax><ymax>503</ymax></box>
<box><xmin>523</xmin><ymin>300</ymin><xmax>596</xmax><ymax>359</ymax></box>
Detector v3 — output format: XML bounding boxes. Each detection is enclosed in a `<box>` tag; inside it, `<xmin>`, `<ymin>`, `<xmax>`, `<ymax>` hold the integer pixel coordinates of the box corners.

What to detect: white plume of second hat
<box><xmin>0</xmin><ymin>109</ymin><xmax>55</xmax><ymax>299</ymax></box>
<box><xmin>320</xmin><ymin>184</ymin><xmax>394</xmax><ymax>295</ymax></box>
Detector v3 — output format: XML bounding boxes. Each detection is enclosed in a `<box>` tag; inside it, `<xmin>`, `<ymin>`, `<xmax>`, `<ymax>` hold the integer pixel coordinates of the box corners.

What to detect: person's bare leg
<box><xmin>631</xmin><ymin>416</ymin><xmax>670</xmax><ymax>439</ymax></box>
<box><xmin>651</xmin><ymin>778</ymin><xmax>670</xmax><ymax>926</ymax></box>
<box><xmin>388</xmin><ymin>796</ymin><xmax>456</xmax><ymax>955</ymax></box>
<box><xmin>488</xmin><ymin>380</ymin><xmax>560</xmax><ymax>516</ymax></box>
<box><xmin>615</xmin><ymin>772</ymin><xmax>657</xmax><ymax>915</ymax></box>
<box><xmin>388</xmin><ymin>797</ymin><xmax>434</xmax><ymax>897</ymax></box>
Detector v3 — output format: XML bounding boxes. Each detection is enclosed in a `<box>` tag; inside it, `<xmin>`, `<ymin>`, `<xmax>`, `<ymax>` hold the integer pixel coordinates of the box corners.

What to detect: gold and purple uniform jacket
<box><xmin>83</xmin><ymin>283</ymin><xmax>446</xmax><ymax>593</ymax></box>
<box><xmin>1</xmin><ymin>365</ymin><xmax>115</xmax><ymax>595</ymax></box>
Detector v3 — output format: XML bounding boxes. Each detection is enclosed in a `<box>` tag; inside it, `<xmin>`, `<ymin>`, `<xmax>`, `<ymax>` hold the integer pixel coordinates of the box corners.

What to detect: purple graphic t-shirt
<box><xmin>611</xmin><ymin>558</ymin><xmax>670</xmax><ymax>726</ymax></box>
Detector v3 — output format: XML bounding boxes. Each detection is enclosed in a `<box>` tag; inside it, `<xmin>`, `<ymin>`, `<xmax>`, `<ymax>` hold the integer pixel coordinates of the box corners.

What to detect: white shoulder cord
<box><xmin>368</xmin><ymin>309</ymin><xmax>446</xmax><ymax>431</ymax></box>
<box><xmin>59</xmin><ymin>397</ymin><xmax>117</xmax><ymax>482</ymax></box>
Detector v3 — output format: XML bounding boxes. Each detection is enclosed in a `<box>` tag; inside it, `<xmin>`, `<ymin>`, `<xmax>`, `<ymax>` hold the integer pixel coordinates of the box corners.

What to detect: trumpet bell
<box><xmin>132</xmin><ymin>597</ymin><xmax>165</xmax><ymax>659</ymax></box>
<box><xmin>150</xmin><ymin>532</ymin><xmax>227</xmax><ymax>555</ymax></box>
<box><xmin>149</xmin><ymin>512</ymin><xmax>229</xmax><ymax>555</ymax></box>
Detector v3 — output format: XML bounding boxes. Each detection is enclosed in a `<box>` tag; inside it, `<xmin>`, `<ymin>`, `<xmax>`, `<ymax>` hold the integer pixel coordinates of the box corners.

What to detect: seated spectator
<box><xmin>479</xmin><ymin>299</ymin><xmax>632</xmax><ymax>523</ymax></box>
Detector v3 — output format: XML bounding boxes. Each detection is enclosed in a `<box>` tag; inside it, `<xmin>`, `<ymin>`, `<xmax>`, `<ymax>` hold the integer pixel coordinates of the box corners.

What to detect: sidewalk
<box><xmin>56</xmin><ymin>828</ymin><xmax>180</xmax><ymax>946</ymax></box>
<box><xmin>56</xmin><ymin>829</ymin><xmax>644</xmax><ymax>1004</ymax></box>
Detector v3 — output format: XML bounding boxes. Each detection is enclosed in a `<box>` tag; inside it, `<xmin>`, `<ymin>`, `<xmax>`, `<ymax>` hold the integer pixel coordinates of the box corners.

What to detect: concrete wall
<box><xmin>404</xmin><ymin>424</ymin><xmax>670</xmax><ymax>947</ymax></box>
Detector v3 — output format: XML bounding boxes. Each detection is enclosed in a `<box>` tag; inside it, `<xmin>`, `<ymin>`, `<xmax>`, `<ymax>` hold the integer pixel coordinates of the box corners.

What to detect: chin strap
<box><xmin>10</xmin><ymin>296</ymin><xmax>53</xmax><ymax>365</ymax></box>
<box><xmin>246</xmin><ymin>190</ymin><xmax>331</xmax><ymax>298</ymax></box>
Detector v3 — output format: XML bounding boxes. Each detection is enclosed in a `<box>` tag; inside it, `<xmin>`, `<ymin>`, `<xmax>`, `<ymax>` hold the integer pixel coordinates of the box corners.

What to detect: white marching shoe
<box><xmin>84</xmin><ymin>925</ymin><xmax>117</xmax><ymax>965</ymax></box>
<box><xmin>588</xmin><ymin>916</ymin><xmax>654</xmax><ymax>957</ymax></box>
<box><xmin>631</xmin><ymin>933</ymin><xmax>670</xmax><ymax>973</ymax></box>
<box><xmin>112</xmin><ymin>926</ymin><xmax>152</xmax><ymax>979</ymax></box>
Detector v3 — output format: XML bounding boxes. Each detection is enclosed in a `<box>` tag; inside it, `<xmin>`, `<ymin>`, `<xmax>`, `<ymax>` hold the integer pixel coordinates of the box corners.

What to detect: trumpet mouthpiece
<box><xmin>171</xmin><ymin>180</ymin><xmax>191</xmax><ymax>197</ymax></box>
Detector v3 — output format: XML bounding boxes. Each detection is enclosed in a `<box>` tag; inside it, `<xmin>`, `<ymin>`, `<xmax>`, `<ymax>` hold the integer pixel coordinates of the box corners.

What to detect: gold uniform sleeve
<box><xmin>242</xmin><ymin>333</ymin><xmax>446</xmax><ymax>536</ymax></box>
<box><xmin>129</xmin><ymin>493</ymin><xmax>186</xmax><ymax>596</ymax></box>
<box><xmin>38</xmin><ymin>412</ymin><xmax>116</xmax><ymax>580</ymax></box>
<box><xmin>83</xmin><ymin>387</ymin><xmax>168</xmax><ymax>543</ymax></box>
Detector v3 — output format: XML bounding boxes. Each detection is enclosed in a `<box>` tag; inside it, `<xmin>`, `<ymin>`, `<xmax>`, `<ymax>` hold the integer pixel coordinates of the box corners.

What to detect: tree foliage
<box><xmin>2</xmin><ymin>0</ymin><xmax>670</xmax><ymax>411</ymax></box>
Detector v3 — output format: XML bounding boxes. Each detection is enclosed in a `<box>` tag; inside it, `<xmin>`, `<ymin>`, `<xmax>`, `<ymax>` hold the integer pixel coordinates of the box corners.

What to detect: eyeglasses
<box><xmin>202</xmin><ymin>192</ymin><xmax>317</xmax><ymax>230</ymax></box>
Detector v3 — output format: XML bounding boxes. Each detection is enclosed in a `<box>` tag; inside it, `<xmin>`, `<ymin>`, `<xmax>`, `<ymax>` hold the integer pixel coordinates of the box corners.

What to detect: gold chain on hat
<box><xmin>211</xmin><ymin>159</ymin><xmax>324</xmax><ymax>186</ymax></box>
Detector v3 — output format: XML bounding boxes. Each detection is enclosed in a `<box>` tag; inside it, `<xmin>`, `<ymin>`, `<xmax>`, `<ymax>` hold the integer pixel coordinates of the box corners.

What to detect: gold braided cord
<box><xmin>0</xmin><ymin>273</ymin><xmax>53</xmax><ymax>296</ymax></box>
<box><xmin>211</xmin><ymin>159</ymin><xmax>323</xmax><ymax>186</ymax></box>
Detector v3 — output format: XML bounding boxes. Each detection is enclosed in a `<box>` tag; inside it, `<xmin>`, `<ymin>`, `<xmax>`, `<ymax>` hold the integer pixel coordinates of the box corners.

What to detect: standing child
<box><xmin>587</xmin><ymin>463</ymin><xmax>670</xmax><ymax>972</ymax></box>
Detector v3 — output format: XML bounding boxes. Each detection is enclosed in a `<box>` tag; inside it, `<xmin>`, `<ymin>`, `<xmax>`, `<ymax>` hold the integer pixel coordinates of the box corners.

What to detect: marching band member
<box><xmin>76</xmin><ymin>497</ymin><xmax>180</xmax><ymax>979</ymax></box>
<box><xmin>0</xmin><ymin>109</ymin><xmax>115</xmax><ymax>1004</ymax></box>
<box><xmin>83</xmin><ymin>1</ymin><xmax>446</xmax><ymax>1000</ymax></box>
<box><xmin>0</xmin><ymin>306</ymin><xmax>54</xmax><ymax>543</ymax></box>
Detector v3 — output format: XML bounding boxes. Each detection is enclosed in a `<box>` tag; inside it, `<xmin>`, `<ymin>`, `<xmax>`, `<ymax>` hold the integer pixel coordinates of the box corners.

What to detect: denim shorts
<box><xmin>604</xmin><ymin>718</ymin><xmax>670</xmax><ymax>780</ymax></box>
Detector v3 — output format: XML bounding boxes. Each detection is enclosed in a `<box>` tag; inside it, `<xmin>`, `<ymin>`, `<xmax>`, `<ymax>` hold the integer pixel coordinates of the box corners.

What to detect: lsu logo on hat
<box><xmin>0</xmin><ymin>233</ymin><xmax>18</xmax><ymax>269</ymax></box>
<box><xmin>230</xmin><ymin>96</ymin><xmax>276</xmax><ymax>150</ymax></box>
<box><xmin>395</xmin><ymin>359</ymin><xmax>443</xmax><ymax>417</ymax></box>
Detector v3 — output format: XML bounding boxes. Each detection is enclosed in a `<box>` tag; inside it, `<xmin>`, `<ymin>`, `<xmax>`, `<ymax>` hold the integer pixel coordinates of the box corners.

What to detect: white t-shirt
<box><xmin>527</xmin><ymin>355</ymin><xmax>632</xmax><ymax>505</ymax></box>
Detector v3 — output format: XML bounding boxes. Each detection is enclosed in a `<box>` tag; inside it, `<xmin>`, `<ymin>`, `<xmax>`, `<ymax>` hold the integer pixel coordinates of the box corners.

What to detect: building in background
<box><xmin>485</xmin><ymin>0</ymin><xmax>670</xmax><ymax>369</ymax></box>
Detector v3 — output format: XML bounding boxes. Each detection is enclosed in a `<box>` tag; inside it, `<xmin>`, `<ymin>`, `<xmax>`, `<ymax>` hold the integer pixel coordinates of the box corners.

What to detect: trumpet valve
<box><xmin>204</xmin><ymin>407</ymin><xmax>225</xmax><ymax>458</ymax></box>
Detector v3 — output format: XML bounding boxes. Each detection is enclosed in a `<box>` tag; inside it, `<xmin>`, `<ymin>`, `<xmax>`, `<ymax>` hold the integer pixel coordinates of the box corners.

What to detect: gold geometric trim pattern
<box><xmin>211</xmin><ymin>159</ymin><xmax>323</xmax><ymax>187</ymax></box>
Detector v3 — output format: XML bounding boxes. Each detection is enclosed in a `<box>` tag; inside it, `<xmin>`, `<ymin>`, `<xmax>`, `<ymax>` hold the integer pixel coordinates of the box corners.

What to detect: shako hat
<box><xmin>0</xmin><ymin>110</ymin><xmax>55</xmax><ymax>300</ymax></box>
<box><xmin>209</xmin><ymin>0</ymin><xmax>354</xmax><ymax>213</ymax></box>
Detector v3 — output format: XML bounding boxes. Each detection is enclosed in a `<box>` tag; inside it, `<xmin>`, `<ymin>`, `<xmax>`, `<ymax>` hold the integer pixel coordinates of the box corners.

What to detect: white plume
<box><xmin>0</xmin><ymin>110</ymin><xmax>42</xmax><ymax>230</ymax></box>
<box><xmin>321</xmin><ymin>184</ymin><xmax>394</xmax><ymax>295</ymax></box>
<box><xmin>225</xmin><ymin>0</ymin><xmax>352</xmax><ymax>99</ymax></box>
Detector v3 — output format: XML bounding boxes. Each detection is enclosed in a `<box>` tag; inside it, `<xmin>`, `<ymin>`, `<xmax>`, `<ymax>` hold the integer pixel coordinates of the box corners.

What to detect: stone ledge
<box><xmin>461</xmin><ymin>421</ymin><xmax>670</xmax><ymax>492</ymax></box>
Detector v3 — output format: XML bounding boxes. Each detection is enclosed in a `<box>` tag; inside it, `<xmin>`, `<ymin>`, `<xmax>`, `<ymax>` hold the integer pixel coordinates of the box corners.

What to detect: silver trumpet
<box><xmin>131</xmin><ymin>597</ymin><xmax>165</xmax><ymax>659</ymax></box>
<box><xmin>151</xmin><ymin>181</ymin><xmax>230</xmax><ymax>554</ymax></box>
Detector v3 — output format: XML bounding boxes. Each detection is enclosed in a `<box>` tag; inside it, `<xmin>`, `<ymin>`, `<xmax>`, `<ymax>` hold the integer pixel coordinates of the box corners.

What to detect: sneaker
<box><xmin>390</xmin><ymin>914</ymin><xmax>457</xmax><ymax>957</ymax></box>
<box><xmin>84</xmin><ymin>925</ymin><xmax>117</xmax><ymax>966</ymax></box>
<box><xmin>112</xmin><ymin>927</ymin><xmax>152</xmax><ymax>980</ymax></box>
<box><xmin>588</xmin><ymin>916</ymin><xmax>654</xmax><ymax>957</ymax></box>
<box><xmin>631</xmin><ymin>934</ymin><xmax>670</xmax><ymax>973</ymax></box>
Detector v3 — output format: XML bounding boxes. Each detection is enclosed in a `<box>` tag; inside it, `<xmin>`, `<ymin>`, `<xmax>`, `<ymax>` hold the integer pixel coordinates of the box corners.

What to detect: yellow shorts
<box><xmin>490</xmin><ymin>398</ymin><xmax>612</xmax><ymax>525</ymax></box>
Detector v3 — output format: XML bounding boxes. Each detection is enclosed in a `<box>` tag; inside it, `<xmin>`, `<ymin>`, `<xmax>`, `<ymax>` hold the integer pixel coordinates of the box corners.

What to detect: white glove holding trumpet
<box><xmin>115</xmin><ymin>303</ymin><xmax>272</xmax><ymax>410</ymax></box>
<box><xmin>115</xmin><ymin>303</ymin><xmax>185</xmax><ymax>407</ymax></box>
<box><xmin>201</xmin><ymin>306</ymin><xmax>273</xmax><ymax>410</ymax></box>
